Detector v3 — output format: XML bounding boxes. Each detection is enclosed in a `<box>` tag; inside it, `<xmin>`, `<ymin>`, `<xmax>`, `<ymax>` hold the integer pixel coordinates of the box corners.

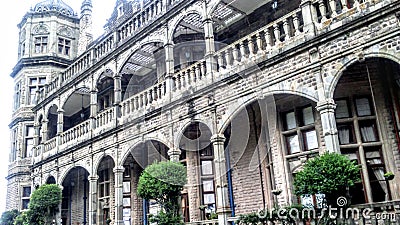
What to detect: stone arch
<box><xmin>327</xmin><ymin>52</ymin><xmax>400</xmax><ymax>99</ymax></box>
<box><xmin>44</xmin><ymin>100</ymin><xmax>60</xmax><ymax>116</ymax></box>
<box><xmin>59</xmin><ymin>85</ymin><xmax>91</xmax><ymax>110</ymax></box>
<box><xmin>167</xmin><ymin>7</ymin><xmax>205</xmax><ymax>42</ymax></box>
<box><xmin>44</xmin><ymin>174</ymin><xmax>57</xmax><ymax>184</ymax></box>
<box><xmin>58</xmin><ymin>164</ymin><xmax>91</xmax><ymax>185</ymax></box>
<box><xmin>93</xmin><ymin>67</ymin><xmax>115</xmax><ymax>90</ymax></box>
<box><xmin>120</xmin><ymin>136</ymin><xmax>173</xmax><ymax>166</ymax></box>
<box><xmin>218</xmin><ymin>90</ymin><xmax>318</xmax><ymax>134</ymax></box>
<box><xmin>118</xmin><ymin>39</ymin><xmax>166</xmax><ymax>75</ymax></box>
<box><xmin>93</xmin><ymin>153</ymin><xmax>117</xmax><ymax>174</ymax></box>
<box><xmin>174</xmin><ymin>118</ymin><xmax>213</xmax><ymax>149</ymax></box>
<box><xmin>206</xmin><ymin>0</ymin><xmax>222</xmax><ymax>16</ymax></box>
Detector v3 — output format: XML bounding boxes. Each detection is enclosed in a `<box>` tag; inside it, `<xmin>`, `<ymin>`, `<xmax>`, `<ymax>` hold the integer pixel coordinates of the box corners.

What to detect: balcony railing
<box><xmin>36</xmin><ymin>0</ymin><xmax>185</xmax><ymax>103</ymax></box>
<box><xmin>33</xmin><ymin>0</ymin><xmax>392</xmax><ymax>161</ymax></box>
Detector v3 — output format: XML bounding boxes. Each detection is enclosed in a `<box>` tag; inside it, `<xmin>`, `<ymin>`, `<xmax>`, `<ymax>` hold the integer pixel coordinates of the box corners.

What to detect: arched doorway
<box><xmin>333</xmin><ymin>57</ymin><xmax>400</xmax><ymax>204</ymax></box>
<box><xmin>61</xmin><ymin>167</ymin><xmax>89</xmax><ymax>225</ymax></box>
<box><xmin>123</xmin><ymin>140</ymin><xmax>169</xmax><ymax>225</ymax></box>
<box><xmin>179</xmin><ymin>122</ymin><xmax>213</xmax><ymax>222</ymax></box>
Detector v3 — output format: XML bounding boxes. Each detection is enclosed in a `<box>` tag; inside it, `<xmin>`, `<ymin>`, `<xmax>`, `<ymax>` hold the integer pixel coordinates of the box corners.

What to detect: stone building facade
<box><xmin>6</xmin><ymin>0</ymin><xmax>400</xmax><ymax>224</ymax></box>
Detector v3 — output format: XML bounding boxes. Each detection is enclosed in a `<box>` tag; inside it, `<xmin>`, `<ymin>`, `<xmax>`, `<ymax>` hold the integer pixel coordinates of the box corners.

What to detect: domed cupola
<box><xmin>34</xmin><ymin>0</ymin><xmax>75</xmax><ymax>16</ymax></box>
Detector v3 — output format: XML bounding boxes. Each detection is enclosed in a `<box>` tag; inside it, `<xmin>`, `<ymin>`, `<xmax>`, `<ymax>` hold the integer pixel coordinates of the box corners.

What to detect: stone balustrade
<box><xmin>33</xmin><ymin>0</ymin><xmax>390</xmax><ymax>162</ymax></box>
<box><xmin>60</xmin><ymin>120</ymin><xmax>91</xmax><ymax>145</ymax></box>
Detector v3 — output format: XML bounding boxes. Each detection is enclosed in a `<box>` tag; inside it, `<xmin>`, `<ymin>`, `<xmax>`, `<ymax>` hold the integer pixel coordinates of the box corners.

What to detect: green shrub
<box><xmin>137</xmin><ymin>161</ymin><xmax>187</xmax><ymax>225</ymax></box>
<box><xmin>293</xmin><ymin>152</ymin><xmax>360</xmax><ymax>206</ymax></box>
<box><xmin>0</xmin><ymin>210</ymin><xmax>20</xmax><ymax>225</ymax></box>
<box><xmin>26</xmin><ymin>184</ymin><xmax>62</xmax><ymax>225</ymax></box>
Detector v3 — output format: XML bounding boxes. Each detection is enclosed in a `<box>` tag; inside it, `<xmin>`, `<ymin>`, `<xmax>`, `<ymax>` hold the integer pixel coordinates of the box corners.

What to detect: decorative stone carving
<box><xmin>32</xmin><ymin>24</ymin><xmax>50</xmax><ymax>35</ymax></box>
<box><xmin>57</xmin><ymin>26</ymin><xmax>74</xmax><ymax>38</ymax></box>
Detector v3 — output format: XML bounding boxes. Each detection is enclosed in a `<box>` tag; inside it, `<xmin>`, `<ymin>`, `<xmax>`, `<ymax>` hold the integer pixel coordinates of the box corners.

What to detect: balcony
<box><xmin>33</xmin><ymin>0</ymin><xmax>396</xmax><ymax>162</ymax></box>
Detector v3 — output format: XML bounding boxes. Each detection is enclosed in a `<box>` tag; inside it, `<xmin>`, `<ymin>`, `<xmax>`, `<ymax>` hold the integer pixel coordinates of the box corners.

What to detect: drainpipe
<box><xmin>143</xmin><ymin>199</ymin><xmax>148</xmax><ymax>225</ymax></box>
<box><xmin>225</xmin><ymin>146</ymin><xmax>235</xmax><ymax>218</ymax></box>
<box><xmin>83</xmin><ymin>178</ymin><xmax>87</xmax><ymax>225</ymax></box>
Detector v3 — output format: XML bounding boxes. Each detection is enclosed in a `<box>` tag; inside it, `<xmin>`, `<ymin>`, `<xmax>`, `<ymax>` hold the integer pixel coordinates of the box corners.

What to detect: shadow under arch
<box><xmin>60</xmin><ymin>166</ymin><xmax>90</xmax><ymax>225</ymax></box>
<box><xmin>327</xmin><ymin>52</ymin><xmax>400</xmax><ymax>99</ymax></box>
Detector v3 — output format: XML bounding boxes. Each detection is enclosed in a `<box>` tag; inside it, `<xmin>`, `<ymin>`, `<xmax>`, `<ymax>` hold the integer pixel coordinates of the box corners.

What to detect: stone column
<box><xmin>88</xmin><ymin>176</ymin><xmax>98</xmax><ymax>225</ymax></box>
<box><xmin>314</xmin><ymin>66</ymin><xmax>340</xmax><ymax>153</ymax></box>
<box><xmin>316</xmin><ymin>99</ymin><xmax>340</xmax><ymax>153</ymax></box>
<box><xmin>113</xmin><ymin>166</ymin><xmax>124</xmax><ymax>225</ymax></box>
<box><xmin>211</xmin><ymin>134</ymin><xmax>231</xmax><ymax>225</ymax></box>
<box><xmin>114</xmin><ymin>73</ymin><xmax>122</xmax><ymax>121</ymax></box>
<box><xmin>300</xmin><ymin>0</ymin><xmax>316</xmax><ymax>38</ymax></box>
<box><xmin>57</xmin><ymin>109</ymin><xmax>64</xmax><ymax>135</ymax></box>
<box><xmin>164</xmin><ymin>42</ymin><xmax>174</xmax><ymax>100</ymax></box>
<box><xmin>41</xmin><ymin>119</ymin><xmax>48</xmax><ymax>142</ymax></box>
<box><xmin>114</xmin><ymin>73</ymin><xmax>122</xmax><ymax>105</ymax></box>
<box><xmin>90</xmin><ymin>89</ymin><xmax>97</xmax><ymax>130</ymax></box>
<box><xmin>167</xmin><ymin>148</ymin><xmax>181</xmax><ymax>162</ymax></box>
<box><xmin>203</xmin><ymin>17</ymin><xmax>216</xmax><ymax>78</ymax></box>
<box><xmin>56</xmin><ymin>109</ymin><xmax>64</xmax><ymax>152</ymax></box>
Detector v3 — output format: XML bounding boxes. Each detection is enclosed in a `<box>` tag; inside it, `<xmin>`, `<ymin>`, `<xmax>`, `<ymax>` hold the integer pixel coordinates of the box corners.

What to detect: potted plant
<box><xmin>384</xmin><ymin>172</ymin><xmax>395</xmax><ymax>181</ymax></box>
<box><xmin>106</xmin><ymin>218</ymin><xmax>111</xmax><ymax>225</ymax></box>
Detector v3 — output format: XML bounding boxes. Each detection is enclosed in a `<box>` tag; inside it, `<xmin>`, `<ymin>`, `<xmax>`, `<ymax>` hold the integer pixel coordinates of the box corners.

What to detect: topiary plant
<box><xmin>293</xmin><ymin>152</ymin><xmax>361</xmax><ymax>206</ymax></box>
<box><xmin>137</xmin><ymin>161</ymin><xmax>187</xmax><ymax>225</ymax></box>
<box><xmin>0</xmin><ymin>209</ymin><xmax>20</xmax><ymax>225</ymax></box>
<box><xmin>26</xmin><ymin>184</ymin><xmax>62</xmax><ymax>225</ymax></box>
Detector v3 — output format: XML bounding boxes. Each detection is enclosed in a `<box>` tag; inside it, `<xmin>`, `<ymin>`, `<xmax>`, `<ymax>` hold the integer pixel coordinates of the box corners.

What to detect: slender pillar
<box><xmin>167</xmin><ymin>148</ymin><xmax>181</xmax><ymax>162</ymax></box>
<box><xmin>90</xmin><ymin>89</ymin><xmax>97</xmax><ymax>129</ymax></box>
<box><xmin>211</xmin><ymin>133</ymin><xmax>231</xmax><ymax>225</ymax></box>
<box><xmin>164</xmin><ymin>42</ymin><xmax>174</xmax><ymax>99</ymax></box>
<box><xmin>57</xmin><ymin>109</ymin><xmax>64</xmax><ymax>134</ymax></box>
<box><xmin>114</xmin><ymin>166</ymin><xmax>124</xmax><ymax>225</ymax></box>
<box><xmin>88</xmin><ymin>176</ymin><xmax>98</xmax><ymax>225</ymax></box>
<box><xmin>41</xmin><ymin>119</ymin><xmax>48</xmax><ymax>142</ymax></box>
<box><xmin>316</xmin><ymin>99</ymin><xmax>340</xmax><ymax>153</ymax></box>
<box><xmin>56</xmin><ymin>109</ymin><xmax>64</xmax><ymax>152</ymax></box>
<box><xmin>315</xmin><ymin>67</ymin><xmax>340</xmax><ymax>153</ymax></box>
<box><xmin>114</xmin><ymin>73</ymin><xmax>122</xmax><ymax>105</ymax></box>
<box><xmin>300</xmin><ymin>0</ymin><xmax>316</xmax><ymax>38</ymax></box>
<box><xmin>114</xmin><ymin>73</ymin><xmax>122</xmax><ymax>121</ymax></box>
<box><xmin>203</xmin><ymin>17</ymin><xmax>216</xmax><ymax>78</ymax></box>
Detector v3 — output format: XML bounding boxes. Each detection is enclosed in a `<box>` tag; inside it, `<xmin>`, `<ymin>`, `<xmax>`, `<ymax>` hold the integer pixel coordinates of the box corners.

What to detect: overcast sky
<box><xmin>0</xmin><ymin>0</ymin><xmax>115</xmax><ymax>214</ymax></box>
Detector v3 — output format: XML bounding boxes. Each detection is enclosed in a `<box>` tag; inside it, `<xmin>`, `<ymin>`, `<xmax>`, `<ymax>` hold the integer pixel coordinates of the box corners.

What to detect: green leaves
<box><xmin>137</xmin><ymin>161</ymin><xmax>187</xmax><ymax>202</ymax></box>
<box><xmin>21</xmin><ymin>184</ymin><xmax>62</xmax><ymax>225</ymax></box>
<box><xmin>0</xmin><ymin>210</ymin><xmax>19</xmax><ymax>225</ymax></box>
<box><xmin>137</xmin><ymin>161</ymin><xmax>187</xmax><ymax>225</ymax></box>
<box><xmin>293</xmin><ymin>152</ymin><xmax>360</xmax><ymax>197</ymax></box>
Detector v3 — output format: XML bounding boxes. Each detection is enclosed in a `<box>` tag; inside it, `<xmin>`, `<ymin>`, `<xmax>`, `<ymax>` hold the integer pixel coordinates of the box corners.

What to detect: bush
<box><xmin>137</xmin><ymin>161</ymin><xmax>187</xmax><ymax>225</ymax></box>
<box><xmin>293</xmin><ymin>152</ymin><xmax>360</xmax><ymax>205</ymax></box>
<box><xmin>26</xmin><ymin>184</ymin><xmax>62</xmax><ymax>225</ymax></box>
<box><xmin>0</xmin><ymin>210</ymin><xmax>20</xmax><ymax>225</ymax></box>
<box><xmin>13</xmin><ymin>212</ymin><xmax>27</xmax><ymax>225</ymax></box>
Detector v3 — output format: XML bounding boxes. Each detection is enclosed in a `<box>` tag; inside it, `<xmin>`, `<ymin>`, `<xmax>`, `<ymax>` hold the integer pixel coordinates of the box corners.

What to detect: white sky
<box><xmin>0</xmin><ymin>0</ymin><xmax>115</xmax><ymax>214</ymax></box>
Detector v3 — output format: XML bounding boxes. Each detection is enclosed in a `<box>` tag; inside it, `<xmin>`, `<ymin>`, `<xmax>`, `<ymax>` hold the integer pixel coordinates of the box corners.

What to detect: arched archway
<box><xmin>332</xmin><ymin>57</ymin><xmax>400</xmax><ymax>204</ymax></box>
<box><xmin>178</xmin><ymin>121</ymin><xmax>213</xmax><ymax>222</ymax></box>
<box><xmin>62</xmin><ymin>87</ymin><xmax>91</xmax><ymax>131</ymax></box>
<box><xmin>96</xmin><ymin>69</ymin><xmax>114</xmax><ymax>112</ymax></box>
<box><xmin>220</xmin><ymin>93</ymin><xmax>321</xmax><ymax>214</ymax></box>
<box><xmin>120</xmin><ymin>42</ymin><xmax>165</xmax><ymax>101</ymax></box>
<box><xmin>120</xmin><ymin>140</ymin><xmax>169</xmax><ymax>225</ymax></box>
<box><xmin>172</xmin><ymin>13</ymin><xmax>205</xmax><ymax>72</ymax></box>
<box><xmin>61</xmin><ymin>167</ymin><xmax>89</xmax><ymax>225</ymax></box>
<box><xmin>47</xmin><ymin>104</ymin><xmax>58</xmax><ymax>140</ymax></box>
<box><xmin>46</xmin><ymin>176</ymin><xmax>56</xmax><ymax>184</ymax></box>
<box><xmin>96</xmin><ymin>156</ymin><xmax>115</xmax><ymax>225</ymax></box>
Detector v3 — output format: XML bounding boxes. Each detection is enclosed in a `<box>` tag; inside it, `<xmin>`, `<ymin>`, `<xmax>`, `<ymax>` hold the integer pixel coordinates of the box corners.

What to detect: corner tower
<box><xmin>78</xmin><ymin>0</ymin><xmax>93</xmax><ymax>55</ymax></box>
<box><xmin>6</xmin><ymin>0</ymin><xmax>79</xmax><ymax>211</ymax></box>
